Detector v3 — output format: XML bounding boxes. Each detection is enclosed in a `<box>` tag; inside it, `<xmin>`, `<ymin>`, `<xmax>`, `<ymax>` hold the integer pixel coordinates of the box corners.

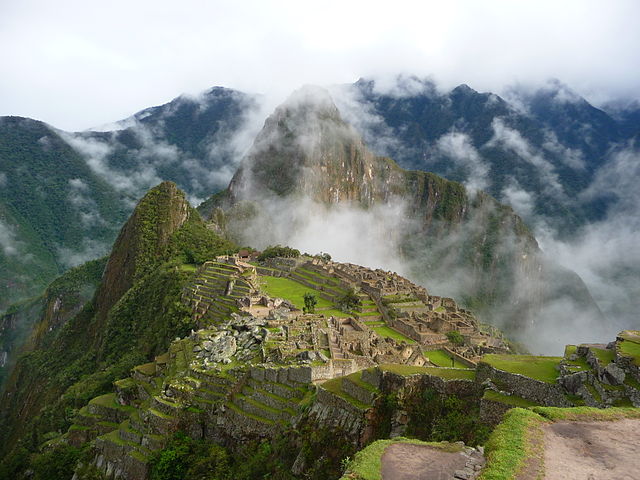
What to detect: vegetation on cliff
<box><xmin>0</xmin><ymin>182</ymin><xmax>236</xmax><ymax>476</ymax></box>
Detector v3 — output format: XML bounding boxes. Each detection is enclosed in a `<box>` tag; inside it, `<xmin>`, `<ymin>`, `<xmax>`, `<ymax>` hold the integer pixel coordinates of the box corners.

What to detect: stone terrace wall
<box><xmin>476</xmin><ymin>363</ymin><xmax>571</xmax><ymax>407</ymax></box>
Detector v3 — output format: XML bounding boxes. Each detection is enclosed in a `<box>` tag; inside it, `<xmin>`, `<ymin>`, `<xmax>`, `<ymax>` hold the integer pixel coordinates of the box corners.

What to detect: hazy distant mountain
<box><xmin>0</xmin><ymin>117</ymin><xmax>126</xmax><ymax>310</ymax></box>
<box><xmin>332</xmin><ymin>77</ymin><xmax>636</xmax><ymax>232</ymax></box>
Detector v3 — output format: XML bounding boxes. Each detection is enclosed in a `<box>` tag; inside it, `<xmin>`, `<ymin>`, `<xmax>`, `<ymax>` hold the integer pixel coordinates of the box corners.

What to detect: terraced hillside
<box><xmin>21</xmin><ymin>251</ymin><xmax>640</xmax><ymax>480</ymax></box>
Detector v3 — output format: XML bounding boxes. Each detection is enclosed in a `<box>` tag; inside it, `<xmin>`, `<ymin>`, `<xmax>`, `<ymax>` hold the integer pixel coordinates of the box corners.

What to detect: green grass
<box><xmin>179</xmin><ymin>264</ymin><xmax>197</xmax><ymax>272</ymax></box>
<box><xmin>590</xmin><ymin>347</ymin><xmax>615</xmax><ymax>366</ymax></box>
<box><xmin>585</xmin><ymin>383</ymin><xmax>602</xmax><ymax>403</ymax></box>
<box><xmin>624</xmin><ymin>375</ymin><xmax>640</xmax><ymax>390</ymax></box>
<box><xmin>532</xmin><ymin>406</ymin><xmax>640</xmax><ymax>422</ymax></box>
<box><xmin>341</xmin><ymin>438</ymin><xmax>463</xmax><ymax>480</ymax></box>
<box><xmin>371</xmin><ymin>326</ymin><xmax>416</xmax><ymax>344</ymax></box>
<box><xmin>260</xmin><ymin>276</ymin><xmax>350</xmax><ymax>317</ymax></box>
<box><xmin>382</xmin><ymin>294</ymin><xmax>419</xmax><ymax>304</ymax></box>
<box><xmin>134</xmin><ymin>362</ymin><xmax>156</xmax><ymax>376</ymax></box>
<box><xmin>379</xmin><ymin>364</ymin><xmax>475</xmax><ymax>380</ymax></box>
<box><xmin>619</xmin><ymin>339</ymin><xmax>640</xmax><ymax>366</ymax></box>
<box><xmin>320</xmin><ymin>377</ymin><xmax>370</xmax><ymax>410</ymax></box>
<box><xmin>483</xmin><ymin>390</ymin><xmax>537</xmax><ymax>408</ymax></box>
<box><xmin>481</xmin><ymin>355</ymin><xmax>562</xmax><ymax>383</ymax></box>
<box><xmin>346</xmin><ymin>371</ymin><xmax>379</xmax><ymax>393</ymax></box>
<box><xmin>225</xmin><ymin>401</ymin><xmax>275</xmax><ymax>425</ymax></box>
<box><xmin>479</xmin><ymin>408</ymin><xmax>547</xmax><ymax>480</ymax></box>
<box><xmin>425</xmin><ymin>349</ymin><xmax>468</xmax><ymax>368</ymax></box>
<box><xmin>89</xmin><ymin>393</ymin><xmax>136</xmax><ymax>412</ymax></box>
<box><xmin>363</xmin><ymin>320</ymin><xmax>385</xmax><ymax>326</ymax></box>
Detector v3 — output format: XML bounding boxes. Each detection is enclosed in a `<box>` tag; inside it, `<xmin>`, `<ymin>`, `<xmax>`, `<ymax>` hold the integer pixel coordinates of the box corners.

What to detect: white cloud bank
<box><xmin>0</xmin><ymin>0</ymin><xmax>638</xmax><ymax>130</ymax></box>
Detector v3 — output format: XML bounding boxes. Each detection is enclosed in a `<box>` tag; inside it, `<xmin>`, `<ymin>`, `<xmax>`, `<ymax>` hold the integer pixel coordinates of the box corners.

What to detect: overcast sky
<box><xmin>1</xmin><ymin>0</ymin><xmax>638</xmax><ymax>130</ymax></box>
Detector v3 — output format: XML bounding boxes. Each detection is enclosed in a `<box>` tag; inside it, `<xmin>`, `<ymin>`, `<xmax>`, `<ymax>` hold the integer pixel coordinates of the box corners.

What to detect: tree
<box><xmin>337</xmin><ymin>289</ymin><xmax>361</xmax><ymax>313</ymax></box>
<box><xmin>446</xmin><ymin>330</ymin><xmax>464</xmax><ymax>346</ymax></box>
<box><xmin>303</xmin><ymin>293</ymin><xmax>317</xmax><ymax>314</ymax></box>
<box><xmin>257</xmin><ymin>245</ymin><xmax>300</xmax><ymax>261</ymax></box>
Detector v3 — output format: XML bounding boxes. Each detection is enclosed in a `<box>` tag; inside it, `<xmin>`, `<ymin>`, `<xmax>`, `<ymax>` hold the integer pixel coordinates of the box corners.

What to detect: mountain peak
<box><xmin>229</xmin><ymin>87</ymin><xmax>375</xmax><ymax>200</ymax></box>
<box><xmin>92</xmin><ymin>181</ymin><xmax>191</xmax><ymax>321</ymax></box>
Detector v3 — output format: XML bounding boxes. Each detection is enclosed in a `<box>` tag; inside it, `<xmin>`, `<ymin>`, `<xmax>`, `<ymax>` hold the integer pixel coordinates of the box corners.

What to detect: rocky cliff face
<box><xmin>206</xmin><ymin>86</ymin><xmax>604</xmax><ymax>348</ymax></box>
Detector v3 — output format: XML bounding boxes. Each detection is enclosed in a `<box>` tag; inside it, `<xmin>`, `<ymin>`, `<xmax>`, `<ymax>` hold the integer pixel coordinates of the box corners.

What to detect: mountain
<box><xmin>71</xmin><ymin>86</ymin><xmax>259</xmax><ymax>202</ymax></box>
<box><xmin>0</xmin><ymin>117</ymin><xmax>128</xmax><ymax>310</ymax></box>
<box><xmin>202</xmin><ymin>86</ymin><xmax>605</xmax><ymax>349</ymax></box>
<box><xmin>0</xmin><ymin>181</ymin><xmax>235</xmax><ymax>461</ymax></box>
<box><xmin>331</xmin><ymin>77</ymin><xmax>635</xmax><ymax>231</ymax></box>
<box><xmin>0</xmin><ymin>87</ymin><xmax>256</xmax><ymax>310</ymax></box>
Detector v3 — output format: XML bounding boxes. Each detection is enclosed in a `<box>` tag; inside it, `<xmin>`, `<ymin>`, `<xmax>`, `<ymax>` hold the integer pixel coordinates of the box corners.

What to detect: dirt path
<box><xmin>381</xmin><ymin>443</ymin><xmax>482</xmax><ymax>480</ymax></box>
<box><xmin>543</xmin><ymin>418</ymin><xmax>640</xmax><ymax>480</ymax></box>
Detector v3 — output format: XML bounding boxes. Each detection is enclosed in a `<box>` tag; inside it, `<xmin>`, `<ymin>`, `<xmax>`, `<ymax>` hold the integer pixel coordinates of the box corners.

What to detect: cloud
<box><xmin>66</xmin><ymin>177</ymin><xmax>107</xmax><ymax>228</ymax></box>
<box><xmin>60</xmin><ymin>131</ymin><xmax>163</xmax><ymax>203</ymax></box>
<box><xmin>329</xmin><ymin>82</ymin><xmax>416</xmax><ymax>160</ymax></box>
<box><xmin>435</xmin><ymin>131</ymin><xmax>489</xmax><ymax>192</ymax></box>
<box><xmin>535</xmin><ymin>144</ymin><xmax>640</xmax><ymax>338</ymax></box>
<box><xmin>488</xmin><ymin>118</ymin><xmax>566</xmax><ymax>199</ymax></box>
<box><xmin>56</xmin><ymin>238</ymin><xmax>110</xmax><ymax>268</ymax></box>
<box><xmin>0</xmin><ymin>220</ymin><xmax>20</xmax><ymax>257</ymax></box>
<box><xmin>1</xmin><ymin>0</ymin><xmax>638</xmax><ymax>130</ymax></box>
<box><xmin>0</xmin><ymin>172</ymin><xmax>7</xmax><ymax>188</ymax></box>
<box><xmin>541</xmin><ymin>130</ymin><xmax>586</xmax><ymax>171</ymax></box>
<box><xmin>501</xmin><ymin>178</ymin><xmax>535</xmax><ymax>220</ymax></box>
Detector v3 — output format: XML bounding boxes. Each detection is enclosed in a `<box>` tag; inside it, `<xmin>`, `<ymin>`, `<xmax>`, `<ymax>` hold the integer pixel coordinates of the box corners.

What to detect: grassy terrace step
<box><xmin>195</xmin><ymin>387</ymin><xmax>225</xmax><ymax>401</ymax></box>
<box><xmin>562</xmin><ymin>346</ymin><xmax>592</xmax><ymax>373</ymax></box>
<box><xmin>483</xmin><ymin>390</ymin><xmax>537</xmax><ymax>408</ymax></box>
<box><xmin>320</xmin><ymin>377</ymin><xmax>371</xmax><ymax>410</ymax></box>
<box><xmin>242</xmin><ymin>385</ymin><xmax>298</xmax><ymax>411</ymax></box>
<box><xmin>134</xmin><ymin>363</ymin><xmax>157</xmax><ymax>376</ymax></box>
<box><xmin>425</xmin><ymin>349</ymin><xmax>469</xmax><ymax>369</ymax></box>
<box><xmin>248</xmin><ymin>378</ymin><xmax>306</xmax><ymax>400</ymax></box>
<box><xmin>119</xmin><ymin>420</ymin><xmax>143</xmax><ymax>444</ymax></box>
<box><xmin>148</xmin><ymin>407</ymin><xmax>175</xmax><ymax>421</ymax></box>
<box><xmin>184</xmin><ymin>376</ymin><xmax>230</xmax><ymax>394</ymax></box>
<box><xmin>98</xmin><ymin>429</ymin><xmax>153</xmax><ymax>460</ymax></box>
<box><xmin>235</xmin><ymin>393</ymin><xmax>296</xmax><ymax>421</ymax></box>
<box><xmin>343</xmin><ymin>370</ymin><xmax>379</xmax><ymax>393</ymax></box>
<box><xmin>76</xmin><ymin>406</ymin><xmax>102</xmax><ymax>425</ymax></box>
<box><xmin>590</xmin><ymin>347</ymin><xmax>615</xmax><ymax>366</ymax></box>
<box><xmin>152</xmin><ymin>396</ymin><xmax>182</xmax><ymax>415</ymax></box>
<box><xmin>379</xmin><ymin>364</ymin><xmax>476</xmax><ymax>380</ymax></box>
<box><xmin>225</xmin><ymin>401</ymin><xmax>275</xmax><ymax>425</ymax></box>
<box><xmin>481</xmin><ymin>354</ymin><xmax>563</xmax><ymax>383</ymax></box>
<box><xmin>90</xmin><ymin>393</ymin><xmax>138</xmax><ymax>413</ymax></box>
<box><xmin>618</xmin><ymin>336</ymin><xmax>640</xmax><ymax>366</ymax></box>
<box><xmin>371</xmin><ymin>325</ymin><xmax>416</xmax><ymax>344</ymax></box>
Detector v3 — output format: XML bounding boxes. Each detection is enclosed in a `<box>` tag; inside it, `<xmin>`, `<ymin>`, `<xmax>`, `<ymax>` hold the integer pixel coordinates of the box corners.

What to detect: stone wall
<box><xmin>476</xmin><ymin>363</ymin><xmax>571</xmax><ymax>407</ymax></box>
<box><xmin>479</xmin><ymin>397</ymin><xmax>513</xmax><ymax>426</ymax></box>
<box><xmin>308</xmin><ymin>388</ymin><xmax>367</xmax><ymax>442</ymax></box>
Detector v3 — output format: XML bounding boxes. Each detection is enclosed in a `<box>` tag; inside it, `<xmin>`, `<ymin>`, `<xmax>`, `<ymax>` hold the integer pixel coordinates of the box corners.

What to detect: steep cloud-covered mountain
<box><xmin>203</xmin><ymin>86</ymin><xmax>606</xmax><ymax>351</ymax></box>
<box><xmin>331</xmin><ymin>77</ymin><xmax>635</xmax><ymax>232</ymax></box>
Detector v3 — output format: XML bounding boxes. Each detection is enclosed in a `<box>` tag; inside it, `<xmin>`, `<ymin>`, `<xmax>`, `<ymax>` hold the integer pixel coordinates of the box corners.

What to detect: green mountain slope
<box><xmin>0</xmin><ymin>116</ymin><xmax>128</xmax><ymax>310</ymax></box>
<box><xmin>0</xmin><ymin>181</ymin><xmax>235</xmax><ymax>464</ymax></box>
